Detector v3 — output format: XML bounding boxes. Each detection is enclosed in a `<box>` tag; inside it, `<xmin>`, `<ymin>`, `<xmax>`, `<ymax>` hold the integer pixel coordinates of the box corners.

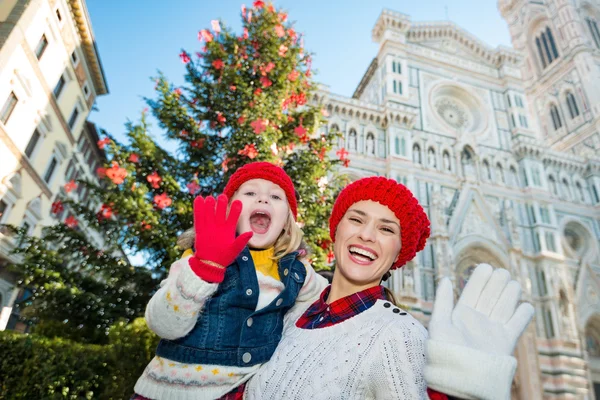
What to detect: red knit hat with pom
<box><xmin>329</xmin><ymin>176</ymin><xmax>430</xmax><ymax>269</ymax></box>
<box><xmin>223</xmin><ymin>162</ymin><xmax>298</xmax><ymax>220</ymax></box>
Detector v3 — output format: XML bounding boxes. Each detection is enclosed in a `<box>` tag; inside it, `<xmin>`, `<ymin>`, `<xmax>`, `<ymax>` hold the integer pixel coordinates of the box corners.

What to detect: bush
<box><xmin>0</xmin><ymin>318</ymin><xmax>158</xmax><ymax>399</ymax></box>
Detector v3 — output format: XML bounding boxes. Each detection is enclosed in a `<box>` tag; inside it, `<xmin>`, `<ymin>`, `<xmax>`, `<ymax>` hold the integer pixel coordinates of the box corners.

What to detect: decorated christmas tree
<box><xmin>5</xmin><ymin>1</ymin><xmax>342</xmax><ymax>342</ymax></box>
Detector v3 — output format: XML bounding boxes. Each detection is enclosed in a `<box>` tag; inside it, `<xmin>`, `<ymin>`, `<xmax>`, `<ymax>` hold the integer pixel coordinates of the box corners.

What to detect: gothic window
<box><xmin>561</xmin><ymin>178</ymin><xmax>571</xmax><ymax>199</ymax></box>
<box><xmin>550</xmin><ymin>104</ymin><xmax>562</xmax><ymax>130</ymax></box>
<box><xmin>400</xmin><ymin>137</ymin><xmax>406</xmax><ymax>156</ymax></box>
<box><xmin>509</xmin><ymin>166</ymin><xmax>518</xmax><ymax>187</ymax></box>
<box><xmin>587</xmin><ymin>18</ymin><xmax>600</xmax><ymax>48</ymax></box>
<box><xmin>461</xmin><ymin>147</ymin><xmax>475</xmax><ymax>178</ymax></box>
<box><xmin>443</xmin><ymin>151</ymin><xmax>451</xmax><ymax>172</ymax></box>
<box><xmin>330</xmin><ymin>124</ymin><xmax>343</xmax><ymax>148</ymax></box>
<box><xmin>566</xmin><ymin>92</ymin><xmax>580</xmax><ymax>119</ymax></box>
<box><xmin>575</xmin><ymin>181</ymin><xmax>585</xmax><ymax>202</ymax></box>
<box><xmin>348</xmin><ymin>129</ymin><xmax>357</xmax><ymax>151</ymax></box>
<box><xmin>366</xmin><ymin>132</ymin><xmax>375</xmax><ymax>155</ymax></box>
<box><xmin>394</xmin><ymin>136</ymin><xmax>400</xmax><ymax>155</ymax></box>
<box><xmin>427</xmin><ymin>147</ymin><xmax>436</xmax><ymax>168</ymax></box>
<box><xmin>535</xmin><ymin>27</ymin><xmax>560</xmax><ymax>69</ymax></box>
<box><xmin>412</xmin><ymin>144</ymin><xmax>421</xmax><ymax>164</ymax></box>
<box><xmin>548</xmin><ymin>175</ymin><xmax>558</xmax><ymax>196</ymax></box>
<box><xmin>496</xmin><ymin>163</ymin><xmax>504</xmax><ymax>183</ymax></box>
<box><xmin>458</xmin><ymin>265</ymin><xmax>477</xmax><ymax>292</ymax></box>
<box><xmin>544</xmin><ymin>306</ymin><xmax>555</xmax><ymax>338</ymax></box>
<box><xmin>483</xmin><ymin>160</ymin><xmax>492</xmax><ymax>181</ymax></box>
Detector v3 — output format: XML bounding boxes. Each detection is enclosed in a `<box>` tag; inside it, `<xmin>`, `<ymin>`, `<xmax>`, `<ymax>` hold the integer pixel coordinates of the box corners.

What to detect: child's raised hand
<box><xmin>188</xmin><ymin>195</ymin><xmax>253</xmax><ymax>283</ymax></box>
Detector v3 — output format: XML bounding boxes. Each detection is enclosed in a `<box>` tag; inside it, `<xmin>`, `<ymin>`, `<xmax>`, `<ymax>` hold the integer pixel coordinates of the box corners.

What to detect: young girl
<box><xmin>132</xmin><ymin>162</ymin><xmax>326</xmax><ymax>400</ymax></box>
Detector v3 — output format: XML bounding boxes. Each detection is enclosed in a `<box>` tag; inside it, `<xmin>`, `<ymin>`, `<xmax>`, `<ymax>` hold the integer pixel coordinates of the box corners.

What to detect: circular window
<box><xmin>430</xmin><ymin>83</ymin><xmax>487</xmax><ymax>135</ymax></box>
<box><xmin>562</xmin><ymin>221</ymin><xmax>593</xmax><ymax>258</ymax></box>
<box><xmin>435</xmin><ymin>97</ymin><xmax>470</xmax><ymax>129</ymax></box>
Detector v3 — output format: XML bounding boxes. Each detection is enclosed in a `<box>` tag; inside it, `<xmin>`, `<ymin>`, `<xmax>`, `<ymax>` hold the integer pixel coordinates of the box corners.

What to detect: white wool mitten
<box><xmin>424</xmin><ymin>263</ymin><xmax>534</xmax><ymax>400</ymax></box>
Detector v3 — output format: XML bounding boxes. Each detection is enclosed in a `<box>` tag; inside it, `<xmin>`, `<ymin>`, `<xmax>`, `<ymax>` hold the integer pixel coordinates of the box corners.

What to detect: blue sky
<box><xmin>86</xmin><ymin>0</ymin><xmax>512</xmax><ymax>142</ymax></box>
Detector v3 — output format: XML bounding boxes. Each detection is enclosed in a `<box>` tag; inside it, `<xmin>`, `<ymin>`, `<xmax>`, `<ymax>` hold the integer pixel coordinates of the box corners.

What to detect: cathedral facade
<box><xmin>319</xmin><ymin>3</ymin><xmax>600</xmax><ymax>399</ymax></box>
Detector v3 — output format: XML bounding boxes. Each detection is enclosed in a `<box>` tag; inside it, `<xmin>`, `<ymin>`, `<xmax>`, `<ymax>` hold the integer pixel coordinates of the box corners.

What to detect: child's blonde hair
<box><xmin>177</xmin><ymin>209</ymin><xmax>306</xmax><ymax>260</ymax></box>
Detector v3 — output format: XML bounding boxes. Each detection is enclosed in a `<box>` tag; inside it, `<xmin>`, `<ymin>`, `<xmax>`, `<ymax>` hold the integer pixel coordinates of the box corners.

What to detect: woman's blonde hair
<box><xmin>177</xmin><ymin>209</ymin><xmax>305</xmax><ymax>260</ymax></box>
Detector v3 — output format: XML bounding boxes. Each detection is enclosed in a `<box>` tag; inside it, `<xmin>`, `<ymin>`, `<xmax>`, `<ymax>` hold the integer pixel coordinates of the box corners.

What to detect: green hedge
<box><xmin>0</xmin><ymin>318</ymin><xmax>159</xmax><ymax>399</ymax></box>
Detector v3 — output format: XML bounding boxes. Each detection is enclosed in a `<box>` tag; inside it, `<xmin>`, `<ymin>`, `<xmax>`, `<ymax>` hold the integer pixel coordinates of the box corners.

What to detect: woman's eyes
<box><xmin>381</xmin><ymin>227</ymin><xmax>395</xmax><ymax>234</ymax></box>
<box><xmin>271</xmin><ymin>194</ymin><xmax>282</xmax><ymax>200</ymax></box>
<box><xmin>349</xmin><ymin>217</ymin><xmax>362</xmax><ymax>223</ymax></box>
<box><xmin>244</xmin><ymin>191</ymin><xmax>256</xmax><ymax>196</ymax></box>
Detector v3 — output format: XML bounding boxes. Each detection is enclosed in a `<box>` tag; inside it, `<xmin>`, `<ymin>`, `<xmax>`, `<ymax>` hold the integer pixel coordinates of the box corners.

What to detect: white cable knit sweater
<box><xmin>244</xmin><ymin>299</ymin><xmax>429</xmax><ymax>400</ymax></box>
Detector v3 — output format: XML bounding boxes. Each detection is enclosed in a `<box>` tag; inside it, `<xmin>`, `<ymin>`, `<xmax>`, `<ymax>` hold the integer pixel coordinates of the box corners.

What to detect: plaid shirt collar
<box><xmin>297</xmin><ymin>285</ymin><xmax>387</xmax><ymax>329</ymax></box>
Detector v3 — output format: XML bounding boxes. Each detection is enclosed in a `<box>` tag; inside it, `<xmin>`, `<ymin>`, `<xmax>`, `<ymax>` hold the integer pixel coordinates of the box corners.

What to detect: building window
<box><xmin>562</xmin><ymin>178</ymin><xmax>571</xmax><ymax>199</ymax></box>
<box><xmin>71</xmin><ymin>50</ymin><xmax>79</xmax><ymax>66</ymax></box>
<box><xmin>55</xmin><ymin>8</ymin><xmax>62</xmax><ymax>22</ymax></box>
<box><xmin>53</xmin><ymin>75</ymin><xmax>66</xmax><ymax>99</ymax></box>
<box><xmin>535</xmin><ymin>27</ymin><xmax>559</xmax><ymax>69</ymax></box>
<box><xmin>566</xmin><ymin>92</ymin><xmax>580</xmax><ymax>119</ymax></box>
<box><xmin>510</xmin><ymin>114</ymin><xmax>516</xmax><ymax>129</ymax></box>
<box><xmin>35</xmin><ymin>34</ymin><xmax>49</xmax><ymax>60</ymax></box>
<box><xmin>0</xmin><ymin>199</ymin><xmax>8</xmax><ymax>223</ymax></box>
<box><xmin>0</xmin><ymin>91</ymin><xmax>18</xmax><ymax>124</ymax></box>
<box><xmin>506</xmin><ymin>95</ymin><xmax>512</xmax><ymax>107</ymax></box>
<box><xmin>83</xmin><ymin>83</ymin><xmax>90</xmax><ymax>98</ymax></box>
<box><xmin>496</xmin><ymin>163</ymin><xmax>504</xmax><ymax>183</ymax></box>
<box><xmin>348</xmin><ymin>129</ymin><xmax>357</xmax><ymax>151</ymax></box>
<box><xmin>483</xmin><ymin>160</ymin><xmax>492</xmax><ymax>180</ymax></box>
<box><xmin>587</xmin><ymin>18</ymin><xmax>600</xmax><ymax>48</ymax></box>
<box><xmin>515</xmin><ymin>95</ymin><xmax>524</xmax><ymax>108</ymax></box>
<box><xmin>540</xmin><ymin>207</ymin><xmax>550</xmax><ymax>224</ymax></box>
<box><xmin>545</xmin><ymin>232</ymin><xmax>556</xmax><ymax>252</ymax></box>
<box><xmin>392</xmin><ymin>61</ymin><xmax>396</xmax><ymax>73</ymax></box>
<box><xmin>398</xmin><ymin>81</ymin><xmax>402</xmax><ymax>95</ymax></box>
<box><xmin>44</xmin><ymin>157</ymin><xmax>58</xmax><ymax>183</ymax></box>
<box><xmin>394</xmin><ymin>136</ymin><xmax>400</xmax><ymax>155</ymax></box>
<box><xmin>443</xmin><ymin>151</ymin><xmax>451</xmax><ymax>172</ymax></box>
<box><xmin>532</xmin><ymin>167</ymin><xmax>542</xmax><ymax>187</ymax></box>
<box><xmin>519</xmin><ymin>115</ymin><xmax>528</xmax><ymax>128</ymax></box>
<box><xmin>550</xmin><ymin>104</ymin><xmax>562</xmax><ymax>130</ymax></box>
<box><xmin>544</xmin><ymin>307</ymin><xmax>555</xmax><ymax>338</ymax></box>
<box><xmin>393</xmin><ymin>80</ymin><xmax>397</xmax><ymax>93</ymax></box>
<box><xmin>413</xmin><ymin>144</ymin><xmax>421</xmax><ymax>164</ymax></box>
<box><xmin>68</xmin><ymin>106</ymin><xmax>79</xmax><ymax>130</ymax></box>
<box><xmin>575</xmin><ymin>181</ymin><xmax>585</xmax><ymax>202</ymax></box>
<box><xmin>548</xmin><ymin>175</ymin><xmax>558</xmax><ymax>196</ymax></box>
<box><xmin>24</xmin><ymin>129</ymin><xmax>41</xmax><ymax>158</ymax></box>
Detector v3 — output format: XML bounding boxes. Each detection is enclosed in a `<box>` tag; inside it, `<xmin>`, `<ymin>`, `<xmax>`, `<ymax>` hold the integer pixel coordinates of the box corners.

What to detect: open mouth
<box><xmin>249</xmin><ymin>210</ymin><xmax>271</xmax><ymax>234</ymax></box>
<box><xmin>348</xmin><ymin>245</ymin><xmax>378</xmax><ymax>264</ymax></box>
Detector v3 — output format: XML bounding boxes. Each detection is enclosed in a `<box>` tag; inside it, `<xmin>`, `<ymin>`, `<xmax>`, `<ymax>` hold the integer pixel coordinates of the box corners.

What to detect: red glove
<box><xmin>188</xmin><ymin>195</ymin><xmax>253</xmax><ymax>283</ymax></box>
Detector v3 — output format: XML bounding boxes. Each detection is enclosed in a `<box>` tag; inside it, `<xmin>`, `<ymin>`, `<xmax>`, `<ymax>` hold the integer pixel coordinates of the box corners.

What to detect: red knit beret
<box><xmin>329</xmin><ymin>176</ymin><xmax>430</xmax><ymax>269</ymax></box>
<box><xmin>223</xmin><ymin>162</ymin><xmax>298</xmax><ymax>219</ymax></box>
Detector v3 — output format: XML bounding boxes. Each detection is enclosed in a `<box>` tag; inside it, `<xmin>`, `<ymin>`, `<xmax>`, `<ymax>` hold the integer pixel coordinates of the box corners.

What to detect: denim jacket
<box><xmin>155</xmin><ymin>247</ymin><xmax>306</xmax><ymax>367</ymax></box>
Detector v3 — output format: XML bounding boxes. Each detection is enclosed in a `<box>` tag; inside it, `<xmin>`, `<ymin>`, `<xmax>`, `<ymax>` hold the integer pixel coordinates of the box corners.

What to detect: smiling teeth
<box><xmin>349</xmin><ymin>246</ymin><xmax>377</xmax><ymax>260</ymax></box>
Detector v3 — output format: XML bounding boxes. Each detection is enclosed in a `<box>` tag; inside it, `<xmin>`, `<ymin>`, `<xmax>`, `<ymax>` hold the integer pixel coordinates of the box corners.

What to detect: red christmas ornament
<box><xmin>250</xmin><ymin>118</ymin><xmax>268</xmax><ymax>134</ymax></box>
<box><xmin>212</xmin><ymin>59</ymin><xmax>224</xmax><ymax>70</ymax></box>
<box><xmin>153</xmin><ymin>193</ymin><xmax>172</xmax><ymax>210</ymax></box>
<box><xmin>64</xmin><ymin>180</ymin><xmax>77</xmax><ymax>193</ymax></box>
<box><xmin>198</xmin><ymin>29</ymin><xmax>213</xmax><ymax>42</ymax></box>
<box><xmin>51</xmin><ymin>200</ymin><xmax>64</xmax><ymax>215</ymax></box>
<box><xmin>180</xmin><ymin>51</ymin><xmax>191</xmax><ymax>64</ymax></box>
<box><xmin>186</xmin><ymin>181</ymin><xmax>201</xmax><ymax>195</ymax></box>
<box><xmin>65</xmin><ymin>216</ymin><xmax>78</xmax><ymax>228</ymax></box>
<box><xmin>146</xmin><ymin>172</ymin><xmax>162</xmax><ymax>189</ymax></box>
<box><xmin>238</xmin><ymin>144</ymin><xmax>259</xmax><ymax>159</ymax></box>
<box><xmin>106</xmin><ymin>162</ymin><xmax>127</xmax><ymax>185</ymax></box>
<box><xmin>97</xmin><ymin>137</ymin><xmax>111</xmax><ymax>149</ymax></box>
<box><xmin>260</xmin><ymin>76</ymin><xmax>272</xmax><ymax>88</ymax></box>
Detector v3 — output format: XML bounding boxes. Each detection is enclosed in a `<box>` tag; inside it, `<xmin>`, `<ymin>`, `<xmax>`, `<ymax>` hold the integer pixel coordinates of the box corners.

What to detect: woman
<box><xmin>243</xmin><ymin>176</ymin><xmax>534</xmax><ymax>400</ymax></box>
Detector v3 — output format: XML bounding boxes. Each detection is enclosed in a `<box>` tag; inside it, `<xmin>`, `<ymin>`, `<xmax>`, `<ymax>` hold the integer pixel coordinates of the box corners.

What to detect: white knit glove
<box><xmin>424</xmin><ymin>263</ymin><xmax>534</xmax><ymax>400</ymax></box>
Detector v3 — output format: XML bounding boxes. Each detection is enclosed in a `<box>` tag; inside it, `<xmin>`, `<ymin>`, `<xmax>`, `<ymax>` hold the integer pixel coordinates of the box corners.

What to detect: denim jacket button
<box><xmin>276</xmin><ymin>298</ymin><xmax>283</xmax><ymax>306</ymax></box>
<box><xmin>283</xmin><ymin>268</ymin><xmax>289</xmax><ymax>276</ymax></box>
<box><xmin>242</xmin><ymin>352</ymin><xmax>252</xmax><ymax>363</ymax></box>
<box><xmin>242</xmin><ymin>256</ymin><xmax>249</xmax><ymax>261</ymax></box>
<box><xmin>246</xmin><ymin>288</ymin><xmax>253</xmax><ymax>296</ymax></box>
<box><xmin>247</xmin><ymin>317</ymin><xmax>253</xmax><ymax>327</ymax></box>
